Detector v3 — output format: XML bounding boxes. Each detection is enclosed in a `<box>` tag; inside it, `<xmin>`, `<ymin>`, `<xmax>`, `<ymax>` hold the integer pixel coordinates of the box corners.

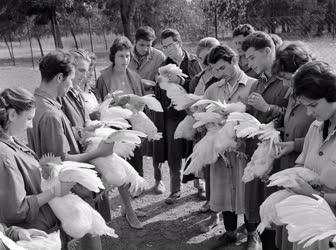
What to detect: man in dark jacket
<box><xmin>153</xmin><ymin>28</ymin><xmax>202</xmax><ymax>204</ymax></box>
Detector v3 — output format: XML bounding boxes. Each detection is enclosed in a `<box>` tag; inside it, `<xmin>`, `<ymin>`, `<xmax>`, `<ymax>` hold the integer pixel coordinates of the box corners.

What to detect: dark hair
<box><xmin>272</xmin><ymin>41</ymin><xmax>314</xmax><ymax>75</ymax></box>
<box><xmin>196</xmin><ymin>37</ymin><xmax>220</xmax><ymax>65</ymax></box>
<box><xmin>208</xmin><ymin>45</ymin><xmax>238</xmax><ymax>65</ymax></box>
<box><xmin>242</xmin><ymin>31</ymin><xmax>274</xmax><ymax>52</ymax></box>
<box><xmin>232</xmin><ymin>24</ymin><xmax>255</xmax><ymax>38</ymax></box>
<box><xmin>0</xmin><ymin>88</ymin><xmax>35</xmax><ymax>131</ymax></box>
<box><xmin>135</xmin><ymin>26</ymin><xmax>156</xmax><ymax>42</ymax></box>
<box><xmin>293</xmin><ymin>61</ymin><xmax>336</xmax><ymax>102</ymax></box>
<box><xmin>109</xmin><ymin>36</ymin><xmax>133</xmax><ymax>64</ymax></box>
<box><xmin>269</xmin><ymin>34</ymin><xmax>283</xmax><ymax>49</ymax></box>
<box><xmin>39</xmin><ymin>50</ymin><xmax>75</xmax><ymax>82</ymax></box>
<box><xmin>160</xmin><ymin>28</ymin><xmax>182</xmax><ymax>44</ymax></box>
<box><xmin>69</xmin><ymin>48</ymin><xmax>91</xmax><ymax>65</ymax></box>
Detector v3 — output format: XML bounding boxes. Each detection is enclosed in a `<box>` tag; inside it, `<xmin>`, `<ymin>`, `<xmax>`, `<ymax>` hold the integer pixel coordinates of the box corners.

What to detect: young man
<box><xmin>202</xmin><ymin>45</ymin><xmax>258</xmax><ymax>249</ymax></box>
<box><xmin>153</xmin><ymin>28</ymin><xmax>202</xmax><ymax>204</ymax></box>
<box><xmin>129</xmin><ymin>26</ymin><xmax>166</xmax><ymax>83</ymax></box>
<box><xmin>241</xmin><ymin>31</ymin><xmax>289</xmax><ymax>250</ymax></box>
<box><xmin>32</xmin><ymin>50</ymin><xmax>115</xmax><ymax>250</ymax></box>
<box><xmin>232</xmin><ymin>24</ymin><xmax>259</xmax><ymax>78</ymax></box>
<box><xmin>129</xmin><ymin>26</ymin><xmax>167</xmax><ymax>194</ymax></box>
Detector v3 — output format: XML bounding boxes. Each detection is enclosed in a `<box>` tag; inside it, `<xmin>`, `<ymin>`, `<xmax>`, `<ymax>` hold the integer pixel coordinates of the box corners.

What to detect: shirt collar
<box><xmin>34</xmin><ymin>87</ymin><xmax>62</xmax><ymax>110</ymax></box>
<box><xmin>217</xmin><ymin>70</ymin><xmax>248</xmax><ymax>88</ymax></box>
<box><xmin>133</xmin><ymin>47</ymin><xmax>153</xmax><ymax>62</ymax></box>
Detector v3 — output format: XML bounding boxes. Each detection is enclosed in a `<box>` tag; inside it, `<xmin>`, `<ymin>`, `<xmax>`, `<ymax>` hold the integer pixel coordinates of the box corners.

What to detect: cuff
<box><xmin>294</xmin><ymin>138</ymin><xmax>304</xmax><ymax>152</ymax></box>
<box><xmin>26</xmin><ymin>195</ymin><xmax>40</xmax><ymax>224</ymax></box>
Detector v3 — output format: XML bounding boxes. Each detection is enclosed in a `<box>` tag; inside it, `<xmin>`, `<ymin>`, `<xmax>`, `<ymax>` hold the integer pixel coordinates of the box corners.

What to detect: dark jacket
<box><xmin>153</xmin><ymin>50</ymin><xmax>202</xmax><ymax>163</ymax></box>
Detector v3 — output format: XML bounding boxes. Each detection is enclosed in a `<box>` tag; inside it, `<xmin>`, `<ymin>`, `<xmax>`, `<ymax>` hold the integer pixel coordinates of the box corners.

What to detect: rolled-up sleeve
<box><xmin>0</xmin><ymin>155</ymin><xmax>40</xmax><ymax>226</ymax></box>
<box><xmin>39</xmin><ymin>115</ymin><xmax>70</xmax><ymax>159</ymax></box>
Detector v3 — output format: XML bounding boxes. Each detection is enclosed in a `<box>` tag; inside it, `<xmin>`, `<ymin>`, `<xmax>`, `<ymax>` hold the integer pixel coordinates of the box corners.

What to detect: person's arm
<box><xmin>0</xmin><ymin>155</ymin><xmax>56</xmax><ymax>225</ymax></box>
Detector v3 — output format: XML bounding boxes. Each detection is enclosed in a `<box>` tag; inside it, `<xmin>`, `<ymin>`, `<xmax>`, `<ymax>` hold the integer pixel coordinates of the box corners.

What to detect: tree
<box><xmin>119</xmin><ymin>0</ymin><xmax>137</xmax><ymax>40</ymax></box>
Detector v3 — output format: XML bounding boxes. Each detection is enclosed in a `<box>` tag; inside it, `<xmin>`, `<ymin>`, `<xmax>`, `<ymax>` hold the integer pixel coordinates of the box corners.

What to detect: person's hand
<box><xmin>247</xmin><ymin>92</ymin><xmax>270</xmax><ymax>112</ymax></box>
<box><xmin>288</xmin><ymin>178</ymin><xmax>316</xmax><ymax>197</ymax></box>
<box><xmin>17</xmin><ymin>228</ymin><xmax>48</xmax><ymax>241</ymax></box>
<box><xmin>95</xmin><ymin>140</ymin><xmax>115</xmax><ymax>157</ymax></box>
<box><xmin>274</xmin><ymin>141</ymin><xmax>295</xmax><ymax>158</ymax></box>
<box><xmin>84</xmin><ymin>121</ymin><xmax>104</xmax><ymax>132</ymax></box>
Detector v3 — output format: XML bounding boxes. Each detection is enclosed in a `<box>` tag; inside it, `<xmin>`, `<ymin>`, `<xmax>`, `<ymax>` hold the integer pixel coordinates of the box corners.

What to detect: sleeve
<box><xmin>295</xmin><ymin>124</ymin><xmax>314</xmax><ymax>166</ymax></box>
<box><xmin>95</xmin><ymin>76</ymin><xmax>106</xmax><ymax>103</ymax></box>
<box><xmin>39</xmin><ymin>114</ymin><xmax>70</xmax><ymax>159</ymax></box>
<box><xmin>0</xmin><ymin>155</ymin><xmax>40</xmax><ymax>227</ymax></box>
<box><xmin>293</xmin><ymin>137</ymin><xmax>305</xmax><ymax>152</ymax></box>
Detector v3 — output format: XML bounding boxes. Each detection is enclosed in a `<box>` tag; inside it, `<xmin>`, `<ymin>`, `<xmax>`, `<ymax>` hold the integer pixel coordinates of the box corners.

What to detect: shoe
<box><xmin>246</xmin><ymin>231</ymin><xmax>262</xmax><ymax>250</ymax></box>
<box><xmin>211</xmin><ymin>232</ymin><xmax>237</xmax><ymax>250</ymax></box>
<box><xmin>153</xmin><ymin>181</ymin><xmax>166</xmax><ymax>194</ymax></box>
<box><xmin>199</xmin><ymin>213</ymin><xmax>220</xmax><ymax>233</ymax></box>
<box><xmin>165</xmin><ymin>191</ymin><xmax>181</xmax><ymax>205</ymax></box>
<box><xmin>200</xmin><ymin>201</ymin><xmax>210</xmax><ymax>213</ymax></box>
<box><xmin>125</xmin><ymin>214</ymin><xmax>144</xmax><ymax>229</ymax></box>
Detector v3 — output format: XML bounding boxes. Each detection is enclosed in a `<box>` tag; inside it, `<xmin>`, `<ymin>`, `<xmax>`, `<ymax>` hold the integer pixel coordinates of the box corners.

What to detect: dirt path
<box><xmin>71</xmin><ymin>157</ymin><xmax>247</xmax><ymax>250</ymax></box>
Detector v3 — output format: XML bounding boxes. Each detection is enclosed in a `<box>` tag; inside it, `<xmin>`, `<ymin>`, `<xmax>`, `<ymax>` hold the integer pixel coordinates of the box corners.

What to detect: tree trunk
<box><xmin>87</xmin><ymin>18</ymin><xmax>94</xmax><ymax>52</ymax></box>
<box><xmin>8</xmin><ymin>33</ymin><xmax>15</xmax><ymax>66</ymax></box>
<box><xmin>70</xmin><ymin>27</ymin><xmax>79</xmax><ymax>49</ymax></box>
<box><xmin>26</xmin><ymin>21</ymin><xmax>35</xmax><ymax>69</ymax></box>
<box><xmin>119</xmin><ymin>0</ymin><xmax>136</xmax><ymax>40</ymax></box>
<box><xmin>102</xmin><ymin>27</ymin><xmax>108</xmax><ymax>51</ymax></box>
<box><xmin>214</xmin><ymin>5</ymin><xmax>218</xmax><ymax>39</ymax></box>
<box><xmin>3</xmin><ymin>36</ymin><xmax>13</xmax><ymax>63</ymax></box>
<box><xmin>50</xmin><ymin>10</ymin><xmax>63</xmax><ymax>48</ymax></box>
<box><xmin>35</xmin><ymin>34</ymin><xmax>44</xmax><ymax>57</ymax></box>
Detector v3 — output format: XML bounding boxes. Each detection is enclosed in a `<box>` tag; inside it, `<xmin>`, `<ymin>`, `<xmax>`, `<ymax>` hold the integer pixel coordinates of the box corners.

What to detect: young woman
<box><xmin>185</xmin><ymin>37</ymin><xmax>220</xmax><ymax>211</ymax></box>
<box><xmin>96</xmin><ymin>37</ymin><xmax>146</xmax><ymax>229</ymax></box>
<box><xmin>272</xmin><ymin>41</ymin><xmax>315</xmax><ymax>250</ymax></box>
<box><xmin>287</xmin><ymin>60</ymin><xmax>336</xmax><ymax>250</ymax></box>
<box><xmin>0</xmin><ymin>87</ymin><xmax>74</xmax><ymax>247</ymax></box>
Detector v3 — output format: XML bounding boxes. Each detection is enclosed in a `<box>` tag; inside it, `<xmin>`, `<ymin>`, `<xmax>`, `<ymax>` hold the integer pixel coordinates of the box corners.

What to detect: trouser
<box><xmin>128</xmin><ymin>145</ymin><xmax>143</xmax><ymax>177</ymax></box>
<box><xmin>153</xmin><ymin>159</ymin><xmax>162</xmax><ymax>182</ymax></box>
<box><xmin>204</xmin><ymin>165</ymin><xmax>210</xmax><ymax>201</ymax></box>
<box><xmin>222</xmin><ymin>211</ymin><xmax>258</xmax><ymax>233</ymax></box>
<box><xmin>168</xmin><ymin>156</ymin><xmax>182</xmax><ymax>193</ymax></box>
<box><xmin>260</xmin><ymin>229</ymin><xmax>278</xmax><ymax>250</ymax></box>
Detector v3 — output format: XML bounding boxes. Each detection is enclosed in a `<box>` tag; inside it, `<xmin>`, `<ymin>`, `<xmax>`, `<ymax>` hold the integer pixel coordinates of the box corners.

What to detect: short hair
<box><xmin>293</xmin><ymin>61</ymin><xmax>336</xmax><ymax>102</ymax></box>
<box><xmin>160</xmin><ymin>28</ymin><xmax>182</xmax><ymax>44</ymax></box>
<box><xmin>196</xmin><ymin>37</ymin><xmax>220</xmax><ymax>65</ymax></box>
<box><xmin>272</xmin><ymin>41</ymin><xmax>314</xmax><ymax>74</ymax></box>
<box><xmin>109</xmin><ymin>36</ymin><xmax>133</xmax><ymax>64</ymax></box>
<box><xmin>39</xmin><ymin>50</ymin><xmax>75</xmax><ymax>82</ymax></box>
<box><xmin>208</xmin><ymin>45</ymin><xmax>238</xmax><ymax>65</ymax></box>
<box><xmin>232</xmin><ymin>24</ymin><xmax>255</xmax><ymax>38</ymax></box>
<box><xmin>269</xmin><ymin>33</ymin><xmax>283</xmax><ymax>49</ymax></box>
<box><xmin>135</xmin><ymin>26</ymin><xmax>156</xmax><ymax>42</ymax></box>
<box><xmin>0</xmin><ymin>88</ymin><xmax>35</xmax><ymax>131</ymax></box>
<box><xmin>242</xmin><ymin>31</ymin><xmax>274</xmax><ymax>52</ymax></box>
<box><xmin>69</xmin><ymin>48</ymin><xmax>91</xmax><ymax>66</ymax></box>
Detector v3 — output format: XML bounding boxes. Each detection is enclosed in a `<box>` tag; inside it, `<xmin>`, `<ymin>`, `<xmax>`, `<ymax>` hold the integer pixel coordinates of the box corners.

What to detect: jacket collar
<box><xmin>34</xmin><ymin>87</ymin><xmax>62</xmax><ymax>110</ymax></box>
<box><xmin>217</xmin><ymin>70</ymin><xmax>248</xmax><ymax>88</ymax></box>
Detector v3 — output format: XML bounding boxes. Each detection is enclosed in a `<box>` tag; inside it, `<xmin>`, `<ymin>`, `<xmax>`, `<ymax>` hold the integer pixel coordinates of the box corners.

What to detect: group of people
<box><xmin>0</xmin><ymin>23</ymin><xmax>335</xmax><ymax>250</ymax></box>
